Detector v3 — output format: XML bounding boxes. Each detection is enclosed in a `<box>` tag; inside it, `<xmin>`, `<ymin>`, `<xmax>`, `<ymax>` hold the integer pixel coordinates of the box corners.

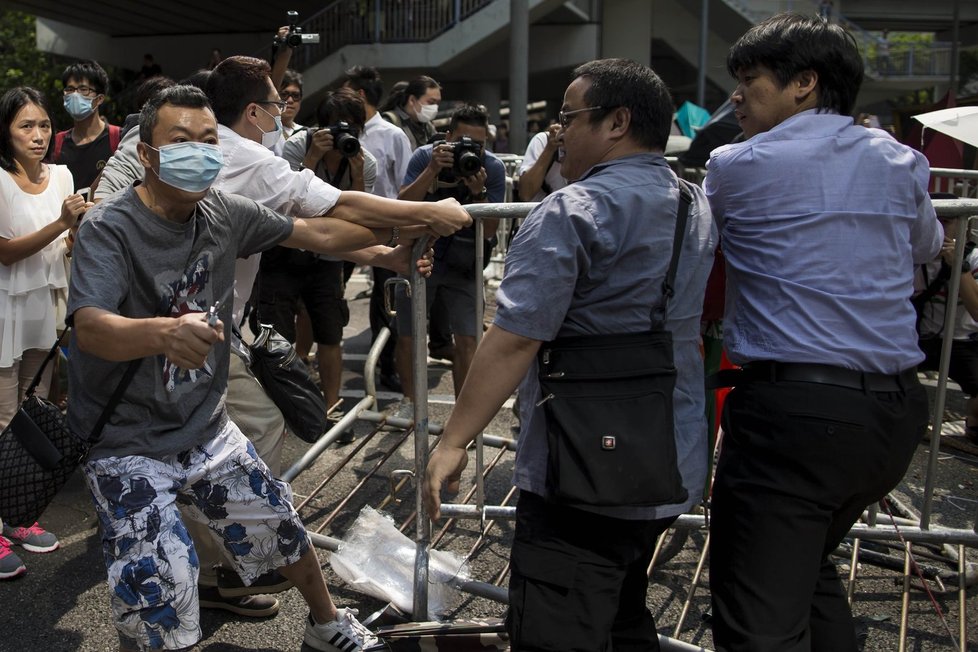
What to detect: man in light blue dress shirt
<box><xmin>705</xmin><ymin>14</ymin><xmax>942</xmax><ymax>652</ymax></box>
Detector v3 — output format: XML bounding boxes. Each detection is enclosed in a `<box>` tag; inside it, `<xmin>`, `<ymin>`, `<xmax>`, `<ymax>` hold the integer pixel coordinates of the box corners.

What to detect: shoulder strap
<box><xmin>53</xmin><ymin>130</ymin><xmax>68</xmax><ymax>162</ymax></box>
<box><xmin>88</xmin><ymin>358</ymin><xmax>141</xmax><ymax>443</ymax></box>
<box><xmin>651</xmin><ymin>180</ymin><xmax>693</xmax><ymax>327</ymax></box>
<box><xmin>23</xmin><ymin>330</ymin><xmax>69</xmax><ymax>399</ymax></box>
<box><xmin>108</xmin><ymin>124</ymin><xmax>121</xmax><ymax>153</ymax></box>
<box><xmin>23</xmin><ymin>329</ymin><xmax>141</xmax><ymax>444</ymax></box>
<box><xmin>382</xmin><ymin>110</ymin><xmax>402</xmax><ymax>127</ymax></box>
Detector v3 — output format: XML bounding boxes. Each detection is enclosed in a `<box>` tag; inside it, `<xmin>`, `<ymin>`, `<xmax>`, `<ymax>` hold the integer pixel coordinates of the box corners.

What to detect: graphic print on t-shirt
<box><xmin>158</xmin><ymin>251</ymin><xmax>217</xmax><ymax>392</ymax></box>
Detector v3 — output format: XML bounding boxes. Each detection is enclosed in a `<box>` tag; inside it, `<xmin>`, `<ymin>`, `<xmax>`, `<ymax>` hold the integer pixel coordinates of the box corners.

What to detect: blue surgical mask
<box><xmin>256</xmin><ymin>106</ymin><xmax>283</xmax><ymax>150</ymax></box>
<box><xmin>64</xmin><ymin>93</ymin><xmax>95</xmax><ymax>120</ymax></box>
<box><xmin>147</xmin><ymin>142</ymin><xmax>224</xmax><ymax>193</ymax></box>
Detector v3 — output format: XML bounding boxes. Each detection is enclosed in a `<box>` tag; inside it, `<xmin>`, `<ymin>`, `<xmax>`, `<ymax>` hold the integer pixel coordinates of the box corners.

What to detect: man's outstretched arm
<box><xmin>423</xmin><ymin>325</ymin><xmax>541</xmax><ymax>520</ymax></box>
<box><xmin>329</xmin><ymin>192</ymin><xmax>471</xmax><ymax>237</ymax></box>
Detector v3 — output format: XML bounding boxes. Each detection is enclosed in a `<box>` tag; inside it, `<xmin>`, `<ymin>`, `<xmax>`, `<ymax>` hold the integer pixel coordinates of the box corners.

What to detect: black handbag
<box><xmin>243</xmin><ymin>323</ymin><xmax>329</xmax><ymax>444</ymax></box>
<box><xmin>537</xmin><ymin>181</ymin><xmax>693</xmax><ymax>508</ymax></box>
<box><xmin>0</xmin><ymin>331</ymin><xmax>139</xmax><ymax>527</ymax></box>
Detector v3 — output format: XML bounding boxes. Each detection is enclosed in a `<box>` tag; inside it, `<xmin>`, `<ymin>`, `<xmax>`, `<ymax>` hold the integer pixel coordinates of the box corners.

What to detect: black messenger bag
<box><xmin>537</xmin><ymin>181</ymin><xmax>693</xmax><ymax>508</ymax></box>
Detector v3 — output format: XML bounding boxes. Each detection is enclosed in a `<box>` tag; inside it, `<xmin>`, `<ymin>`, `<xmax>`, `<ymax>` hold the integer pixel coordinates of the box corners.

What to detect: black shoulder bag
<box><xmin>234</xmin><ymin>322</ymin><xmax>328</xmax><ymax>444</ymax></box>
<box><xmin>0</xmin><ymin>330</ymin><xmax>140</xmax><ymax>526</ymax></box>
<box><xmin>536</xmin><ymin>181</ymin><xmax>693</xmax><ymax>508</ymax></box>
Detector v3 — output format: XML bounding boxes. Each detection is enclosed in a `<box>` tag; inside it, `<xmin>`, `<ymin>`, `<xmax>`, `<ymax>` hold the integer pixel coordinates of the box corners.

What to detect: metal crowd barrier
<box><xmin>932</xmin><ymin>168</ymin><xmax>978</xmax><ymax>200</ymax></box>
<box><xmin>287</xmin><ymin>197</ymin><xmax>978</xmax><ymax>651</ymax></box>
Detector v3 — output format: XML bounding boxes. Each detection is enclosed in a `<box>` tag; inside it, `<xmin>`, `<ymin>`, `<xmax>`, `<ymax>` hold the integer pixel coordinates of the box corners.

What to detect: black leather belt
<box><xmin>708</xmin><ymin>361</ymin><xmax>917</xmax><ymax>392</ymax></box>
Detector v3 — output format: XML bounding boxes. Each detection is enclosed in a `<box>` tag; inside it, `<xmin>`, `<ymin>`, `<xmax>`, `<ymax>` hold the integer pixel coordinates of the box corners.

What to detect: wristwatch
<box><xmin>387</xmin><ymin>226</ymin><xmax>400</xmax><ymax>248</ymax></box>
<box><xmin>474</xmin><ymin>187</ymin><xmax>488</xmax><ymax>201</ymax></box>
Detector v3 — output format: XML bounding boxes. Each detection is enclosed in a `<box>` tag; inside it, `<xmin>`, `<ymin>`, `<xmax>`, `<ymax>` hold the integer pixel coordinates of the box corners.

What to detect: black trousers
<box><xmin>369</xmin><ymin>267</ymin><xmax>397</xmax><ymax>375</ymax></box>
<box><xmin>710</xmin><ymin>377</ymin><xmax>929</xmax><ymax>652</ymax></box>
<box><xmin>507</xmin><ymin>491</ymin><xmax>676</xmax><ymax>652</ymax></box>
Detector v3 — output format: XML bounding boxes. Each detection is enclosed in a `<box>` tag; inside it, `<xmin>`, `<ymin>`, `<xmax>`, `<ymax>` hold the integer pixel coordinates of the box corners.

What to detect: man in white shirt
<box><xmin>342</xmin><ymin>65</ymin><xmax>415</xmax><ymax>391</ymax></box>
<box><xmin>186</xmin><ymin>54</ymin><xmax>468</xmax><ymax>607</ymax></box>
<box><xmin>517</xmin><ymin>123</ymin><xmax>567</xmax><ymax>202</ymax></box>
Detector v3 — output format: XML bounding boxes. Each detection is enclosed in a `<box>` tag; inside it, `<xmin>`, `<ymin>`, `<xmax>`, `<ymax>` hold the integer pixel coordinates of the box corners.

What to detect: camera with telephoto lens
<box><xmin>325</xmin><ymin>122</ymin><xmax>361</xmax><ymax>157</ymax></box>
<box><xmin>435</xmin><ymin>136</ymin><xmax>484</xmax><ymax>179</ymax></box>
<box><xmin>283</xmin><ymin>10</ymin><xmax>320</xmax><ymax>47</ymax></box>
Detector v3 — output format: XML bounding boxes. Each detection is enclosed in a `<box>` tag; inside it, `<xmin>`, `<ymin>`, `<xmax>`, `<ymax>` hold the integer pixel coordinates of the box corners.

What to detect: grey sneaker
<box><xmin>198</xmin><ymin>585</ymin><xmax>279</xmax><ymax>618</ymax></box>
<box><xmin>217</xmin><ymin>566</ymin><xmax>294</xmax><ymax>597</ymax></box>
<box><xmin>304</xmin><ymin>608</ymin><xmax>379</xmax><ymax>651</ymax></box>
<box><xmin>0</xmin><ymin>536</ymin><xmax>26</xmax><ymax>580</ymax></box>
<box><xmin>3</xmin><ymin>522</ymin><xmax>59</xmax><ymax>553</ymax></box>
<box><xmin>393</xmin><ymin>398</ymin><xmax>414</xmax><ymax>422</ymax></box>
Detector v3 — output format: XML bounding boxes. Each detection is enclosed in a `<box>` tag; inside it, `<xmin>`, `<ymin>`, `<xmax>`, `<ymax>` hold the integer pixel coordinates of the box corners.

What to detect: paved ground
<box><xmin>2</xmin><ymin>269</ymin><xmax>977</xmax><ymax>651</ymax></box>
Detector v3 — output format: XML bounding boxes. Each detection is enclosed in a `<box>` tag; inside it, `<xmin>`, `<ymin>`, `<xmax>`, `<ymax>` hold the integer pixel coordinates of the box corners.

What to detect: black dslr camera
<box><xmin>281</xmin><ymin>10</ymin><xmax>321</xmax><ymax>47</ymax></box>
<box><xmin>435</xmin><ymin>136</ymin><xmax>484</xmax><ymax>179</ymax></box>
<box><xmin>325</xmin><ymin>122</ymin><xmax>361</xmax><ymax>157</ymax></box>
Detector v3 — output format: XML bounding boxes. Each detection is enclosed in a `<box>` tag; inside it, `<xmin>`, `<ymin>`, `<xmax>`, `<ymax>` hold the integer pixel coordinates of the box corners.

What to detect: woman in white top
<box><xmin>0</xmin><ymin>87</ymin><xmax>91</xmax><ymax>578</ymax></box>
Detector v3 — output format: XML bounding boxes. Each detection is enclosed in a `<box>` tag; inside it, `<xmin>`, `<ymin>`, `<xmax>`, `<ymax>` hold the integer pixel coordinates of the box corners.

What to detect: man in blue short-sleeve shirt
<box><xmin>424</xmin><ymin>60</ymin><xmax>717</xmax><ymax>651</ymax></box>
<box><xmin>704</xmin><ymin>15</ymin><xmax>942</xmax><ymax>652</ymax></box>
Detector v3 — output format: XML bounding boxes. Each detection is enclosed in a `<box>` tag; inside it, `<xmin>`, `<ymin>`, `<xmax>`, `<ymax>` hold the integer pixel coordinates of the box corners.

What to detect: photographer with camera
<box><xmin>254</xmin><ymin>88</ymin><xmax>378</xmax><ymax>431</ymax></box>
<box><xmin>393</xmin><ymin>103</ymin><xmax>505</xmax><ymax>418</ymax></box>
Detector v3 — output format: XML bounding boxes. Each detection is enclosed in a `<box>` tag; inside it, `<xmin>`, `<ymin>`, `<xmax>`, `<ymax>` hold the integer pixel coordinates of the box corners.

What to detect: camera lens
<box><xmin>456</xmin><ymin>151</ymin><xmax>482</xmax><ymax>177</ymax></box>
<box><xmin>336</xmin><ymin>133</ymin><xmax>361</xmax><ymax>157</ymax></box>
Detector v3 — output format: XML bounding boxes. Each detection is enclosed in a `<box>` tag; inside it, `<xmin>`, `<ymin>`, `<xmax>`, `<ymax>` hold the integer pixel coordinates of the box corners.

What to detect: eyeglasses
<box><xmin>558</xmin><ymin>106</ymin><xmax>607</xmax><ymax>128</ymax></box>
<box><xmin>63</xmin><ymin>85</ymin><xmax>98</xmax><ymax>97</ymax></box>
<box><xmin>279</xmin><ymin>92</ymin><xmax>302</xmax><ymax>102</ymax></box>
<box><xmin>257</xmin><ymin>100</ymin><xmax>287</xmax><ymax>112</ymax></box>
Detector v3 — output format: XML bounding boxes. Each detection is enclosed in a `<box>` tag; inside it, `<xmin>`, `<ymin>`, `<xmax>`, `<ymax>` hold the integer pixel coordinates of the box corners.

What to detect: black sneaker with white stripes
<box><xmin>303</xmin><ymin>608</ymin><xmax>379</xmax><ymax>651</ymax></box>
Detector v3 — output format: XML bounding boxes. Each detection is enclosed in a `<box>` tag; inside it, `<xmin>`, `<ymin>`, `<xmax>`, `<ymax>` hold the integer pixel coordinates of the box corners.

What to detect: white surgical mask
<box><xmin>256</xmin><ymin>106</ymin><xmax>283</xmax><ymax>150</ymax></box>
<box><xmin>147</xmin><ymin>142</ymin><xmax>224</xmax><ymax>193</ymax></box>
<box><xmin>417</xmin><ymin>103</ymin><xmax>439</xmax><ymax>124</ymax></box>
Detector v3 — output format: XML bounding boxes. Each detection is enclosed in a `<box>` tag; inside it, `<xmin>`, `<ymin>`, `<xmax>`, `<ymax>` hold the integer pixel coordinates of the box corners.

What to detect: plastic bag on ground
<box><xmin>330</xmin><ymin>506</ymin><xmax>470</xmax><ymax>619</ymax></box>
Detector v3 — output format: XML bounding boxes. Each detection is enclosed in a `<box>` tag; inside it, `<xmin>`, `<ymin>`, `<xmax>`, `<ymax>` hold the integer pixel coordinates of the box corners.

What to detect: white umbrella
<box><xmin>912</xmin><ymin>106</ymin><xmax>978</xmax><ymax>147</ymax></box>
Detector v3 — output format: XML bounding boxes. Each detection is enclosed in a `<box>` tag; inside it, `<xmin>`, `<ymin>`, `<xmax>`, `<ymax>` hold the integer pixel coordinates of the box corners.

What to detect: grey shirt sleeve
<box><xmin>93</xmin><ymin>128</ymin><xmax>144</xmax><ymax>201</ymax></box>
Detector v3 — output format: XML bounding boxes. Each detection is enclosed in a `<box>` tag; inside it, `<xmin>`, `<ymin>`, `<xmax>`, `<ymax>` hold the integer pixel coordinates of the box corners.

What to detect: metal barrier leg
<box><xmin>959</xmin><ymin>544</ymin><xmax>968</xmax><ymax>652</ymax></box>
<box><xmin>898</xmin><ymin>542</ymin><xmax>912</xmax><ymax>652</ymax></box>
<box><xmin>672</xmin><ymin>532</ymin><xmax>710</xmax><ymax>639</ymax></box>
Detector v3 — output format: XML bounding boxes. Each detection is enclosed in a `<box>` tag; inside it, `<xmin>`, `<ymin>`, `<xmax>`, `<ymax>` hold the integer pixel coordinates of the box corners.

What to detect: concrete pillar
<box><xmin>600</xmin><ymin>0</ymin><xmax>652</xmax><ymax>64</ymax></box>
<box><xmin>509</xmin><ymin>0</ymin><xmax>529</xmax><ymax>155</ymax></box>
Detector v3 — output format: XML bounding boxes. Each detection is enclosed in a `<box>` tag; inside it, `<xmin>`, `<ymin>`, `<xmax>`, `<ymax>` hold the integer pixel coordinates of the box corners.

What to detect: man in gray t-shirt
<box><xmin>67</xmin><ymin>85</ymin><xmax>459</xmax><ymax>652</ymax></box>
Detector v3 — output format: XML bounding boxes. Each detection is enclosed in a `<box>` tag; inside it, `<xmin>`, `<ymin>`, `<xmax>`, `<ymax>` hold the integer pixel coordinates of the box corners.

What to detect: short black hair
<box><xmin>378</xmin><ymin>81</ymin><xmax>408</xmax><ymax>113</ymax></box>
<box><xmin>139</xmin><ymin>85</ymin><xmax>212</xmax><ymax>146</ymax></box>
<box><xmin>62</xmin><ymin>60</ymin><xmax>109</xmax><ymax>95</ymax></box>
<box><xmin>135</xmin><ymin>76</ymin><xmax>176</xmax><ymax>110</ymax></box>
<box><xmin>727</xmin><ymin>13</ymin><xmax>863</xmax><ymax>115</ymax></box>
<box><xmin>316</xmin><ymin>88</ymin><xmax>367</xmax><ymax>131</ymax></box>
<box><xmin>280</xmin><ymin>69</ymin><xmax>303</xmax><ymax>92</ymax></box>
<box><xmin>0</xmin><ymin>87</ymin><xmax>50</xmax><ymax>173</ymax></box>
<box><xmin>180</xmin><ymin>69</ymin><xmax>212</xmax><ymax>91</ymax></box>
<box><xmin>448</xmin><ymin>103</ymin><xmax>489</xmax><ymax>135</ymax></box>
<box><xmin>342</xmin><ymin>65</ymin><xmax>384</xmax><ymax>108</ymax></box>
<box><xmin>205</xmin><ymin>55</ymin><xmax>272</xmax><ymax>127</ymax></box>
<box><xmin>571</xmin><ymin>59</ymin><xmax>673</xmax><ymax>151</ymax></box>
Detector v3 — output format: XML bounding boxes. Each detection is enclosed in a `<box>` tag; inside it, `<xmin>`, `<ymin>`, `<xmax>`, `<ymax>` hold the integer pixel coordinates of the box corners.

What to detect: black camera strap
<box><xmin>326</xmin><ymin>157</ymin><xmax>351</xmax><ymax>188</ymax></box>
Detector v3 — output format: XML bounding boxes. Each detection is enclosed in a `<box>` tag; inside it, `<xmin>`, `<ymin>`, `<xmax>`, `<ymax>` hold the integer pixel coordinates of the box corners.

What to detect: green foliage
<box><xmin>0</xmin><ymin>9</ymin><xmax>132</xmax><ymax>129</ymax></box>
<box><xmin>961</xmin><ymin>49</ymin><xmax>978</xmax><ymax>94</ymax></box>
<box><xmin>0</xmin><ymin>9</ymin><xmax>64</xmax><ymax>126</ymax></box>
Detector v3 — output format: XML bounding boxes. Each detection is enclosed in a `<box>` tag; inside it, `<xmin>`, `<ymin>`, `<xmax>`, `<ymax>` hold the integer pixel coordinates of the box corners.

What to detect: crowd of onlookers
<box><xmin>0</xmin><ymin>12</ymin><xmax>973</xmax><ymax>652</ymax></box>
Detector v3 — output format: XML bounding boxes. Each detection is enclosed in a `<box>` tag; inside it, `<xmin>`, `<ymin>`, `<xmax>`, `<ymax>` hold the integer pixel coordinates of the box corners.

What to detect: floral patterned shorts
<box><xmin>83</xmin><ymin>421</ymin><xmax>310</xmax><ymax>651</ymax></box>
